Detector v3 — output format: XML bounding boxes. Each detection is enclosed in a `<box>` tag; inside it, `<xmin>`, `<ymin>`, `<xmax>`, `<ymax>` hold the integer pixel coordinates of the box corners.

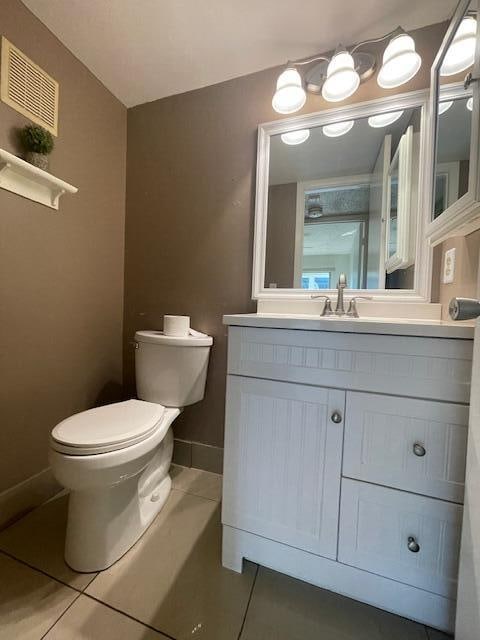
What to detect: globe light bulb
<box><xmin>322</xmin><ymin>51</ymin><xmax>360</xmax><ymax>102</ymax></box>
<box><xmin>272</xmin><ymin>67</ymin><xmax>306</xmax><ymax>114</ymax></box>
<box><xmin>438</xmin><ymin>101</ymin><xmax>453</xmax><ymax>115</ymax></box>
<box><xmin>322</xmin><ymin>120</ymin><xmax>354</xmax><ymax>137</ymax></box>
<box><xmin>440</xmin><ymin>17</ymin><xmax>477</xmax><ymax>77</ymax></box>
<box><xmin>377</xmin><ymin>34</ymin><xmax>422</xmax><ymax>89</ymax></box>
<box><xmin>368</xmin><ymin>111</ymin><xmax>404</xmax><ymax>127</ymax></box>
<box><xmin>281</xmin><ymin>129</ymin><xmax>310</xmax><ymax>145</ymax></box>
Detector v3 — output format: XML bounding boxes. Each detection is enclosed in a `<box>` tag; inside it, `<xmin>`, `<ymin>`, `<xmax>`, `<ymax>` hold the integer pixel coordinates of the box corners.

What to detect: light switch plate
<box><xmin>443</xmin><ymin>247</ymin><xmax>456</xmax><ymax>284</ymax></box>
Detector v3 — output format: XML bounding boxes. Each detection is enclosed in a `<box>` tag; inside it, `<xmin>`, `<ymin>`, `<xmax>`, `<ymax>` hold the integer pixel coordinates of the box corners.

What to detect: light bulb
<box><xmin>281</xmin><ymin>129</ymin><xmax>310</xmax><ymax>145</ymax></box>
<box><xmin>438</xmin><ymin>101</ymin><xmax>453</xmax><ymax>115</ymax></box>
<box><xmin>322</xmin><ymin>51</ymin><xmax>360</xmax><ymax>102</ymax></box>
<box><xmin>368</xmin><ymin>111</ymin><xmax>404</xmax><ymax>127</ymax></box>
<box><xmin>467</xmin><ymin>96</ymin><xmax>473</xmax><ymax>111</ymax></box>
<box><xmin>322</xmin><ymin>120</ymin><xmax>354</xmax><ymax>137</ymax></box>
<box><xmin>377</xmin><ymin>34</ymin><xmax>422</xmax><ymax>89</ymax></box>
<box><xmin>272</xmin><ymin>67</ymin><xmax>306</xmax><ymax>114</ymax></box>
<box><xmin>440</xmin><ymin>17</ymin><xmax>477</xmax><ymax>77</ymax></box>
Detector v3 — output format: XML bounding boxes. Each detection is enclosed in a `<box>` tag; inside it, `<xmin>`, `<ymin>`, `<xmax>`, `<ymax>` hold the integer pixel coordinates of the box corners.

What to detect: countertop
<box><xmin>223</xmin><ymin>313</ymin><xmax>475</xmax><ymax>339</ymax></box>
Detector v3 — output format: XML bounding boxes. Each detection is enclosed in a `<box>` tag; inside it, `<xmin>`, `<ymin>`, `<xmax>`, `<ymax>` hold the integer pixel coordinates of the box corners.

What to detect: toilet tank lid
<box><xmin>135</xmin><ymin>330</ymin><xmax>213</xmax><ymax>347</ymax></box>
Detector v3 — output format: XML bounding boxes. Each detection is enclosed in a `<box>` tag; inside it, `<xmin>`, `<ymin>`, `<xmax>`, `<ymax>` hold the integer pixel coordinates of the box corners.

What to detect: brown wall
<box><xmin>124</xmin><ymin>22</ymin><xmax>447</xmax><ymax>449</ymax></box>
<box><xmin>432</xmin><ymin>230</ymin><xmax>480</xmax><ymax>320</ymax></box>
<box><xmin>0</xmin><ymin>0</ymin><xmax>127</xmax><ymax>492</ymax></box>
<box><xmin>265</xmin><ymin>183</ymin><xmax>297</xmax><ymax>288</ymax></box>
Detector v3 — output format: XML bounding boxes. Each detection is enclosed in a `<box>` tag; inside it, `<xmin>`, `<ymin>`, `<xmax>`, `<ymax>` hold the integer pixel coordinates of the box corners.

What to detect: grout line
<box><xmin>236</xmin><ymin>563</ymin><xmax>259</xmax><ymax>640</ymax></box>
<box><xmin>170</xmin><ymin>485</ymin><xmax>221</xmax><ymax>503</ymax></box>
<box><xmin>40</xmin><ymin>590</ymin><xmax>83</xmax><ymax>639</ymax></box>
<box><xmin>82</xmin><ymin>591</ymin><xmax>177</xmax><ymax>640</ymax></box>
<box><xmin>0</xmin><ymin>548</ymin><xmax>91</xmax><ymax>594</ymax></box>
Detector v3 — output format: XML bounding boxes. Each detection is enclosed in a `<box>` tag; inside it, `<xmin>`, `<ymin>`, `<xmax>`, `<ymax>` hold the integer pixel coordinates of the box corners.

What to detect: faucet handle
<box><xmin>346</xmin><ymin>296</ymin><xmax>372</xmax><ymax>318</ymax></box>
<box><xmin>311</xmin><ymin>294</ymin><xmax>334</xmax><ymax>316</ymax></box>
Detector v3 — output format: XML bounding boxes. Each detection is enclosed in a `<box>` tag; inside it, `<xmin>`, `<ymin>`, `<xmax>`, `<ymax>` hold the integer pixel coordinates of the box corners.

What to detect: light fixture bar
<box><xmin>271</xmin><ymin>25</ymin><xmax>422</xmax><ymax>114</ymax></box>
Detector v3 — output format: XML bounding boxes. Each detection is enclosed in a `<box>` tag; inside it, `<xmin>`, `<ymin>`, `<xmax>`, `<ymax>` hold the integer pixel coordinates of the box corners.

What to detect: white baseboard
<box><xmin>0</xmin><ymin>468</ymin><xmax>61</xmax><ymax>530</ymax></box>
<box><xmin>222</xmin><ymin>525</ymin><xmax>455</xmax><ymax>634</ymax></box>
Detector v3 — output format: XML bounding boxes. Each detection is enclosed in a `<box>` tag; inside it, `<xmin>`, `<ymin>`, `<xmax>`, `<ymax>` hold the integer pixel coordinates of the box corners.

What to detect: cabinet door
<box><xmin>222</xmin><ymin>375</ymin><xmax>345</xmax><ymax>559</ymax></box>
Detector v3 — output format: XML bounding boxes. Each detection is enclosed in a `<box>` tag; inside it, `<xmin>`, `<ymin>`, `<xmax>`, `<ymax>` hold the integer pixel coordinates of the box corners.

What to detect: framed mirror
<box><xmin>426</xmin><ymin>0</ymin><xmax>480</xmax><ymax>244</ymax></box>
<box><xmin>253</xmin><ymin>91</ymin><xmax>430</xmax><ymax>300</ymax></box>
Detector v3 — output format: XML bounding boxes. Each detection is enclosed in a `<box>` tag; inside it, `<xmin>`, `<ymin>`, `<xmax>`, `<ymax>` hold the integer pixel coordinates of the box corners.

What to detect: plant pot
<box><xmin>25</xmin><ymin>151</ymin><xmax>49</xmax><ymax>171</ymax></box>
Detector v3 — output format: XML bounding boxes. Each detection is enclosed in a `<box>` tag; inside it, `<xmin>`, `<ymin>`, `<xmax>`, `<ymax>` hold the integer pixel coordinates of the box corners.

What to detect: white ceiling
<box><xmin>21</xmin><ymin>0</ymin><xmax>457</xmax><ymax>107</ymax></box>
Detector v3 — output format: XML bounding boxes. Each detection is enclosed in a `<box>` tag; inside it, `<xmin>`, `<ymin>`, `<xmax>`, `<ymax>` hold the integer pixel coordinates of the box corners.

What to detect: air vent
<box><xmin>1</xmin><ymin>37</ymin><xmax>58</xmax><ymax>135</ymax></box>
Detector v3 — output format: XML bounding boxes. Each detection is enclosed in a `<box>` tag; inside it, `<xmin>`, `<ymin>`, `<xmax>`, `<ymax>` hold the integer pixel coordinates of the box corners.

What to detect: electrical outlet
<box><xmin>443</xmin><ymin>247</ymin><xmax>456</xmax><ymax>284</ymax></box>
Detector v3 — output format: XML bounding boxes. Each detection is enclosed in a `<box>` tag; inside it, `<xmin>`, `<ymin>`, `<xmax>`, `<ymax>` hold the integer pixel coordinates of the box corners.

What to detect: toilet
<box><xmin>49</xmin><ymin>329</ymin><xmax>212</xmax><ymax>572</ymax></box>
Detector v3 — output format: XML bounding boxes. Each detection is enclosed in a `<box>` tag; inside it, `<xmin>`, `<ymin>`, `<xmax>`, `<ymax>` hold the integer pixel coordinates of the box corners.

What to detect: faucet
<box><xmin>311</xmin><ymin>273</ymin><xmax>372</xmax><ymax>318</ymax></box>
<box><xmin>335</xmin><ymin>273</ymin><xmax>347</xmax><ymax>315</ymax></box>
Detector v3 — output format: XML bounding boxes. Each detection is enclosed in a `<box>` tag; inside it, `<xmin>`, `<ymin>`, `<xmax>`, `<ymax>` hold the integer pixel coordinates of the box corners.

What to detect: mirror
<box><xmin>264</xmin><ymin>105</ymin><xmax>422</xmax><ymax>291</ymax></box>
<box><xmin>433</xmin><ymin>95</ymin><xmax>472</xmax><ymax>219</ymax></box>
<box><xmin>431</xmin><ymin>0</ymin><xmax>476</xmax><ymax>221</ymax></box>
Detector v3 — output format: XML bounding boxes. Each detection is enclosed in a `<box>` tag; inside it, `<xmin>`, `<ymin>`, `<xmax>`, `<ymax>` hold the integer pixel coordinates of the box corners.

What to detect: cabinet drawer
<box><xmin>338</xmin><ymin>479</ymin><xmax>462</xmax><ymax>598</ymax></box>
<box><xmin>228</xmin><ymin>326</ymin><xmax>472</xmax><ymax>403</ymax></box>
<box><xmin>222</xmin><ymin>376</ymin><xmax>345</xmax><ymax>560</ymax></box>
<box><xmin>343</xmin><ymin>392</ymin><xmax>468</xmax><ymax>503</ymax></box>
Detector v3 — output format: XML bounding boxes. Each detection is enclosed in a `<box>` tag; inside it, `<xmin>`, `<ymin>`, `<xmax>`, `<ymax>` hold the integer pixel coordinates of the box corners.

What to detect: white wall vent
<box><xmin>1</xmin><ymin>37</ymin><xmax>58</xmax><ymax>136</ymax></box>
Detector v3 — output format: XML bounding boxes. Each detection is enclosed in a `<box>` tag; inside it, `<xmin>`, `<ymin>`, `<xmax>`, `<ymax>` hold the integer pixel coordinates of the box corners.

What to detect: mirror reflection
<box><xmin>265</xmin><ymin>107</ymin><xmax>422</xmax><ymax>290</ymax></box>
<box><xmin>434</xmin><ymin>96</ymin><xmax>472</xmax><ymax>219</ymax></box>
<box><xmin>433</xmin><ymin>3</ymin><xmax>476</xmax><ymax>220</ymax></box>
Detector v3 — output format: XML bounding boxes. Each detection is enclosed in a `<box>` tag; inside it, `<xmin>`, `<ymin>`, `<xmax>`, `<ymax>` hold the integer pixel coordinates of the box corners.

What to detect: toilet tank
<box><xmin>134</xmin><ymin>330</ymin><xmax>213</xmax><ymax>408</ymax></box>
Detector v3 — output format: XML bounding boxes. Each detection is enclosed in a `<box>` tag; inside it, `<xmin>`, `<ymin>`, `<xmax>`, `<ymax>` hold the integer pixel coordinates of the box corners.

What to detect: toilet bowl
<box><xmin>49</xmin><ymin>329</ymin><xmax>212</xmax><ymax>572</ymax></box>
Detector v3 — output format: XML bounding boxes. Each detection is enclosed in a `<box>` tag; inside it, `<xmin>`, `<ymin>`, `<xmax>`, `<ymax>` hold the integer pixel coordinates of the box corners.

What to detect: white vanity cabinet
<box><xmin>221</xmin><ymin>321</ymin><xmax>473</xmax><ymax>633</ymax></box>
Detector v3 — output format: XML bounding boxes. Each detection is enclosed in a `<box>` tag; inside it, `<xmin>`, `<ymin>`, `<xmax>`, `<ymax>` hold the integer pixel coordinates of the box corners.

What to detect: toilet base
<box><xmin>65</xmin><ymin>427</ymin><xmax>174</xmax><ymax>572</ymax></box>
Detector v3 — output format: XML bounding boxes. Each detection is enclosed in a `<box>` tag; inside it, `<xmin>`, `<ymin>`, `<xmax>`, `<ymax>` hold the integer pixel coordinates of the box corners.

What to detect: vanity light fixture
<box><xmin>467</xmin><ymin>96</ymin><xmax>473</xmax><ymax>111</ymax></box>
<box><xmin>271</xmin><ymin>67</ymin><xmax>307</xmax><ymax>114</ymax></box>
<box><xmin>368</xmin><ymin>110</ymin><xmax>404</xmax><ymax>127</ymax></box>
<box><xmin>321</xmin><ymin>49</ymin><xmax>360</xmax><ymax>102</ymax></box>
<box><xmin>438</xmin><ymin>100</ymin><xmax>453</xmax><ymax>114</ymax></box>
<box><xmin>272</xmin><ymin>27</ymin><xmax>422</xmax><ymax>114</ymax></box>
<box><xmin>281</xmin><ymin>129</ymin><xmax>310</xmax><ymax>145</ymax></box>
<box><xmin>376</xmin><ymin>34</ymin><xmax>421</xmax><ymax>88</ymax></box>
<box><xmin>440</xmin><ymin>16</ymin><xmax>477</xmax><ymax>76</ymax></box>
<box><xmin>322</xmin><ymin>120</ymin><xmax>354</xmax><ymax>137</ymax></box>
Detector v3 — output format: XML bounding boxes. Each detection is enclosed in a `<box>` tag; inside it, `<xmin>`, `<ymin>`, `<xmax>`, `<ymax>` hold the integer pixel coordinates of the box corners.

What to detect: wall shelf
<box><xmin>0</xmin><ymin>148</ymin><xmax>78</xmax><ymax>210</ymax></box>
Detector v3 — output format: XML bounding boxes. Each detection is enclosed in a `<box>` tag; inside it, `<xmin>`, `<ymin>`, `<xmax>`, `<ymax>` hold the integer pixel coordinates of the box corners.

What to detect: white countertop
<box><xmin>223</xmin><ymin>313</ymin><xmax>475</xmax><ymax>339</ymax></box>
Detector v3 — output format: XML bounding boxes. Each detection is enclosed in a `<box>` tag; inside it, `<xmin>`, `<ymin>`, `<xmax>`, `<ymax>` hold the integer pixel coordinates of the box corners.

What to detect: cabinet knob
<box><xmin>331</xmin><ymin>411</ymin><xmax>342</xmax><ymax>424</ymax></box>
<box><xmin>407</xmin><ymin>536</ymin><xmax>420</xmax><ymax>553</ymax></box>
<box><xmin>413</xmin><ymin>443</ymin><xmax>426</xmax><ymax>457</ymax></box>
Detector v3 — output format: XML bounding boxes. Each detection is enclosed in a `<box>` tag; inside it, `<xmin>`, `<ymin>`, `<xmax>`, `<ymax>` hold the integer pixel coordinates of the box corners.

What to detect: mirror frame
<box><xmin>425</xmin><ymin>0</ymin><xmax>480</xmax><ymax>245</ymax></box>
<box><xmin>252</xmin><ymin>90</ymin><xmax>431</xmax><ymax>302</ymax></box>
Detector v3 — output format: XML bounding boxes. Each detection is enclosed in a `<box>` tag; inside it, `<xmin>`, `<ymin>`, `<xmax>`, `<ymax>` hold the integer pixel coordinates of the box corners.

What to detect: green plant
<box><xmin>19</xmin><ymin>124</ymin><xmax>54</xmax><ymax>155</ymax></box>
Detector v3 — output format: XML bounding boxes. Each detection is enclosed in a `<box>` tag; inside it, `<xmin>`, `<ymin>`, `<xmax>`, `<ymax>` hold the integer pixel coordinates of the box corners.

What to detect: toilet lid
<box><xmin>51</xmin><ymin>399</ymin><xmax>165</xmax><ymax>453</ymax></box>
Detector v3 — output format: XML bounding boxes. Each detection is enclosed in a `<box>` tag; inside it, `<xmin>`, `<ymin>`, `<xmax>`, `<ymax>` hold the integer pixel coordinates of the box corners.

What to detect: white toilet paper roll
<box><xmin>163</xmin><ymin>315</ymin><xmax>190</xmax><ymax>337</ymax></box>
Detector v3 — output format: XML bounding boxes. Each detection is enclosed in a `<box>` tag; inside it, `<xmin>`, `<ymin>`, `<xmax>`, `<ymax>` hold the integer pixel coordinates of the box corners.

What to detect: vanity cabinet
<box><xmin>222</xmin><ymin>324</ymin><xmax>473</xmax><ymax>633</ymax></box>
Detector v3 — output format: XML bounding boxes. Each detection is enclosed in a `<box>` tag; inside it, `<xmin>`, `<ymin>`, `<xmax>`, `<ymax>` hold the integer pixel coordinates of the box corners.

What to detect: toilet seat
<box><xmin>50</xmin><ymin>399</ymin><xmax>166</xmax><ymax>455</ymax></box>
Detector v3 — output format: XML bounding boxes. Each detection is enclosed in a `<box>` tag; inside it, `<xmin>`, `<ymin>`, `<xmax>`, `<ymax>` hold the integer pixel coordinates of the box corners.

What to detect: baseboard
<box><xmin>0</xmin><ymin>468</ymin><xmax>62</xmax><ymax>530</ymax></box>
<box><xmin>222</xmin><ymin>525</ymin><xmax>455</xmax><ymax>633</ymax></box>
<box><xmin>173</xmin><ymin>438</ymin><xmax>223</xmax><ymax>474</ymax></box>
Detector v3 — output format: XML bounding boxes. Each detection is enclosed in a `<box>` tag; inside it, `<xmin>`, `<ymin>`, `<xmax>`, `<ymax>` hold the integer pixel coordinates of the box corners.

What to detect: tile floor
<box><xmin>0</xmin><ymin>466</ymin><xmax>453</xmax><ymax>640</ymax></box>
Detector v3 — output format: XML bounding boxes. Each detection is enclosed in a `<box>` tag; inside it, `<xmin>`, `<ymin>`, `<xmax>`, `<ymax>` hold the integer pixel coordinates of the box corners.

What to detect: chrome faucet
<box><xmin>311</xmin><ymin>273</ymin><xmax>372</xmax><ymax>318</ymax></box>
<box><xmin>335</xmin><ymin>273</ymin><xmax>347</xmax><ymax>315</ymax></box>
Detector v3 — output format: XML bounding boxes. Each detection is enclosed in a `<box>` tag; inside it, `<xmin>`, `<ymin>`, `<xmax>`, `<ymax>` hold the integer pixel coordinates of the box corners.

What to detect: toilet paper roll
<box><xmin>163</xmin><ymin>315</ymin><xmax>190</xmax><ymax>337</ymax></box>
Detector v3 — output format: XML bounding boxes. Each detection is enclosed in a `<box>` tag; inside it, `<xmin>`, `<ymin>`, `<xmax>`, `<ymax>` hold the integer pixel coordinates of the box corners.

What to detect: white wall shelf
<box><xmin>0</xmin><ymin>148</ymin><xmax>78</xmax><ymax>210</ymax></box>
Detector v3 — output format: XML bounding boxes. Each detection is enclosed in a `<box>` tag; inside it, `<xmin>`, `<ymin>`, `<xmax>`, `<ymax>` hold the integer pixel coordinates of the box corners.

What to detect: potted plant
<box><xmin>19</xmin><ymin>124</ymin><xmax>54</xmax><ymax>171</ymax></box>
